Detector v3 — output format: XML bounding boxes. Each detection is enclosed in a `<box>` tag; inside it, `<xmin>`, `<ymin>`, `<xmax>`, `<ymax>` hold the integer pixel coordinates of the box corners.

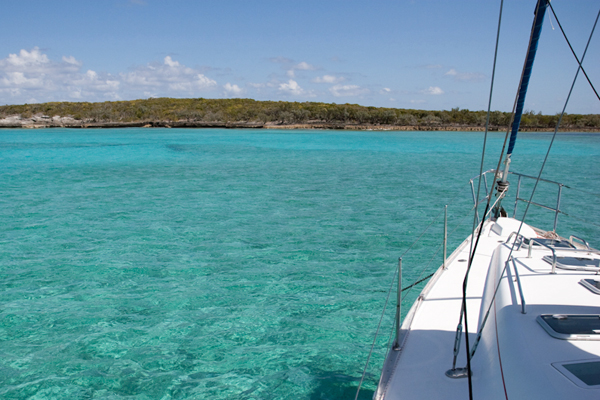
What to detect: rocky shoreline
<box><xmin>0</xmin><ymin>114</ymin><xmax>598</xmax><ymax>132</ymax></box>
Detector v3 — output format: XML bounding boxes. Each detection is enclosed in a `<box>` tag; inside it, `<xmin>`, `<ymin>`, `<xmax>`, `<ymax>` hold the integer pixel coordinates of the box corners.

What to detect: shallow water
<box><xmin>1</xmin><ymin>129</ymin><xmax>598</xmax><ymax>399</ymax></box>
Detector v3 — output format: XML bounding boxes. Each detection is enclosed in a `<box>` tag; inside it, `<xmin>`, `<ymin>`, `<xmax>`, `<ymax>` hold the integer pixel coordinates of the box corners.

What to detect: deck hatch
<box><xmin>537</xmin><ymin>314</ymin><xmax>600</xmax><ymax>340</ymax></box>
<box><xmin>523</xmin><ymin>238</ymin><xmax>574</xmax><ymax>249</ymax></box>
<box><xmin>553</xmin><ymin>360</ymin><xmax>600</xmax><ymax>388</ymax></box>
<box><xmin>542</xmin><ymin>255</ymin><xmax>600</xmax><ymax>271</ymax></box>
<box><xmin>580</xmin><ymin>279</ymin><xmax>600</xmax><ymax>295</ymax></box>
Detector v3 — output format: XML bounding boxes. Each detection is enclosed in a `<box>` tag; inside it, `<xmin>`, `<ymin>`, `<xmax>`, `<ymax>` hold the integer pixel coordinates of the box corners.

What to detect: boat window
<box><xmin>553</xmin><ymin>360</ymin><xmax>600</xmax><ymax>388</ymax></box>
<box><xmin>537</xmin><ymin>314</ymin><xmax>600</xmax><ymax>340</ymax></box>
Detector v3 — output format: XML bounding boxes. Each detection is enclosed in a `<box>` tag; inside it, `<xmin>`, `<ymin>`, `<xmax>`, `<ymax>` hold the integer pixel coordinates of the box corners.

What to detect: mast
<box><xmin>495</xmin><ymin>0</ymin><xmax>549</xmax><ymax>217</ymax></box>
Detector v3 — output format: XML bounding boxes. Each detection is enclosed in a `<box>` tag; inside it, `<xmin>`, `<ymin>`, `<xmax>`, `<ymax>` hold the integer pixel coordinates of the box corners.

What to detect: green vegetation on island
<box><xmin>0</xmin><ymin>98</ymin><xmax>598</xmax><ymax>131</ymax></box>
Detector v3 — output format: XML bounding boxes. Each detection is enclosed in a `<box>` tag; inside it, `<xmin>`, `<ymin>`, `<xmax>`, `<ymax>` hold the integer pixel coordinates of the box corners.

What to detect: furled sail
<box><xmin>507</xmin><ymin>0</ymin><xmax>549</xmax><ymax>156</ymax></box>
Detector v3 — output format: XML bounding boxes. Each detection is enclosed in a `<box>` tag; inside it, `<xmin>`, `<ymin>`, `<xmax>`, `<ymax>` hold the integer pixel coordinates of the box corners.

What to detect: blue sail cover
<box><xmin>507</xmin><ymin>0</ymin><xmax>549</xmax><ymax>156</ymax></box>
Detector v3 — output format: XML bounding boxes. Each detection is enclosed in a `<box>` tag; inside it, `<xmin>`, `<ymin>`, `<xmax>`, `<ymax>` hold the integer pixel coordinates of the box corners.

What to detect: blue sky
<box><xmin>0</xmin><ymin>0</ymin><xmax>598</xmax><ymax>114</ymax></box>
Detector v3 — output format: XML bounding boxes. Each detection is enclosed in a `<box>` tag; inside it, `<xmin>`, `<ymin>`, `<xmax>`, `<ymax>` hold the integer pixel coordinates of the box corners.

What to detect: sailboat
<box><xmin>365</xmin><ymin>1</ymin><xmax>600</xmax><ymax>399</ymax></box>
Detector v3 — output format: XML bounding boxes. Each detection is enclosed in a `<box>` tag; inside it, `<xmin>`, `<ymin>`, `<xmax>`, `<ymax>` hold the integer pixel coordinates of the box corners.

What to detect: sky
<box><xmin>0</xmin><ymin>0</ymin><xmax>598</xmax><ymax>114</ymax></box>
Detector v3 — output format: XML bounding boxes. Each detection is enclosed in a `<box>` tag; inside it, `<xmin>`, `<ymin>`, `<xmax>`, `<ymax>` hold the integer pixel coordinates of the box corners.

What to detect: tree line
<box><xmin>0</xmin><ymin>98</ymin><xmax>598</xmax><ymax>129</ymax></box>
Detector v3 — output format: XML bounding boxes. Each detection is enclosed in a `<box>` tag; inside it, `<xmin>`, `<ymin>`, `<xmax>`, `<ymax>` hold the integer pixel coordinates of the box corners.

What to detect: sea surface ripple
<box><xmin>1</xmin><ymin>129</ymin><xmax>598</xmax><ymax>399</ymax></box>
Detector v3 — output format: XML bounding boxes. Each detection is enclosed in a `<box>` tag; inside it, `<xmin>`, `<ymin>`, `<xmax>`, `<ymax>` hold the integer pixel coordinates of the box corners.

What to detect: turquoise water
<box><xmin>1</xmin><ymin>129</ymin><xmax>599</xmax><ymax>399</ymax></box>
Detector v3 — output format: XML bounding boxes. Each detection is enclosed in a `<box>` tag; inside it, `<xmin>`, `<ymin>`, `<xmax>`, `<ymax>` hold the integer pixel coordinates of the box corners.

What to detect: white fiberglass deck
<box><xmin>376</xmin><ymin>217</ymin><xmax>600</xmax><ymax>400</ymax></box>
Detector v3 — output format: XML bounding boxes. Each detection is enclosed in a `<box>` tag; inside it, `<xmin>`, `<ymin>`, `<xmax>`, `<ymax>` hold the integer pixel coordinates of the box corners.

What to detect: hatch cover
<box><xmin>537</xmin><ymin>314</ymin><xmax>600</xmax><ymax>340</ymax></box>
<box><xmin>553</xmin><ymin>360</ymin><xmax>600</xmax><ymax>388</ymax></box>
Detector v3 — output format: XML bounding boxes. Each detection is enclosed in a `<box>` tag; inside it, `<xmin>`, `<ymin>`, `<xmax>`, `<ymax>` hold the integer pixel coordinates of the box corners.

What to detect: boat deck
<box><xmin>376</xmin><ymin>217</ymin><xmax>600</xmax><ymax>399</ymax></box>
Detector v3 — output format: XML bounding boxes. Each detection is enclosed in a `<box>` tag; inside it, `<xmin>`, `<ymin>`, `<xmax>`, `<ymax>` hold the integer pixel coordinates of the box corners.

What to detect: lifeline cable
<box><xmin>353</xmin><ymin>203</ymin><xmax>451</xmax><ymax>400</ymax></box>
<box><xmin>379</xmin><ymin>197</ymin><xmax>481</xmax><ymax>398</ymax></box>
<box><xmin>354</xmin><ymin>187</ymin><xmax>469</xmax><ymax>400</ymax></box>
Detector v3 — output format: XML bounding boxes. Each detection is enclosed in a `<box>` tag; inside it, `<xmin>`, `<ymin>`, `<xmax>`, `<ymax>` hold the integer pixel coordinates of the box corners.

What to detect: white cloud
<box><xmin>6</xmin><ymin>48</ymin><xmax>49</xmax><ymax>67</ymax></box>
<box><xmin>0</xmin><ymin>48</ymin><xmax>219</xmax><ymax>104</ymax></box>
<box><xmin>294</xmin><ymin>61</ymin><xmax>315</xmax><ymax>71</ymax></box>
<box><xmin>285</xmin><ymin>61</ymin><xmax>317</xmax><ymax>78</ymax></box>
<box><xmin>66</xmin><ymin>68</ymin><xmax>120</xmax><ymax>100</ymax></box>
<box><xmin>444</xmin><ymin>68</ymin><xmax>485</xmax><ymax>82</ymax></box>
<box><xmin>62</xmin><ymin>55</ymin><xmax>82</xmax><ymax>66</ymax></box>
<box><xmin>224</xmin><ymin>82</ymin><xmax>243</xmax><ymax>96</ymax></box>
<box><xmin>195</xmin><ymin>74</ymin><xmax>217</xmax><ymax>88</ymax></box>
<box><xmin>164</xmin><ymin>56</ymin><xmax>180</xmax><ymax>67</ymax></box>
<box><xmin>0</xmin><ymin>47</ymin><xmax>120</xmax><ymax>101</ymax></box>
<box><xmin>2</xmin><ymin>72</ymin><xmax>39</xmax><ymax>87</ymax></box>
<box><xmin>279</xmin><ymin>79</ymin><xmax>304</xmax><ymax>95</ymax></box>
<box><xmin>410</xmin><ymin>99</ymin><xmax>426</xmax><ymax>104</ymax></box>
<box><xmin>121</xmin><ymin>56</ymin><xmax>216</xmax><ymax>91</ymax></box>
<box><xmin>380</xmin><ymin>87</ymin><xmax>392</xmax><ymax>94</ymax></box>
<box><xmin>422</xmin><ymin>86</ymin><xmax>444</xmax><ymax>95</ymax></box>
<box><xmin>313</xmin><ymin>75</ymin><xmax>344</xmax><ymax>84</ymax></box>
<box><xmin>120</xmin><ymin>56</ymin><xmax>217</xmax><ymax>95</ymax></box>
<box><xmin>329</xmin><ymin>84</ymin><xmax>369</xmax><ymax>97</ymax></box>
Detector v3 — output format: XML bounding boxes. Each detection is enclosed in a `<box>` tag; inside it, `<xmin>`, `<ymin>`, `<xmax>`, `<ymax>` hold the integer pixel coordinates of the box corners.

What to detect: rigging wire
<box><xmin>469</xmin><ymin>5</ymin><xmax>600</xmax><ymax>361</ymax></box>
<box><xmin>548</xmin><ymin>2</ymin><xmax>600</xmax><ymax>102</ymax></box>
<box><xmin>459</xmin><ymin>0</ymin><xmax>506</xmax><ymax>397</ymax></box>
<box><xmin>356</xmin><ymin>3</ymin><xmax>598</xmax><ymax>399</ymax></box>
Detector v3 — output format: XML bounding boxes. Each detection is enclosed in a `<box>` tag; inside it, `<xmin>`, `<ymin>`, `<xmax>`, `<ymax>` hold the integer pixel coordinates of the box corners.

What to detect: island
<box><xmin>0</xmin><ymin>98</ymin><xmax>598</xmax><ymax>131</ymax></box>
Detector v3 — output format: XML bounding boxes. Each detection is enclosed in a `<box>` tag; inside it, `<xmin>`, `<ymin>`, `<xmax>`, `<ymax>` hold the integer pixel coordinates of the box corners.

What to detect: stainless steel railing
<box><xmin>470</xmin><ymin>169</ymin><xmax>565</xmax><ymax>231</ymax></box>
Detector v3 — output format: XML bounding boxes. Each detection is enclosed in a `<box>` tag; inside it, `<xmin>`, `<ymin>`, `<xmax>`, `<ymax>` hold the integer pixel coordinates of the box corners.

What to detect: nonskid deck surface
<box><xmin>377</xmin><ymin>217</ymin><xmax>600</xmax><ymax>400</ymax></box>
